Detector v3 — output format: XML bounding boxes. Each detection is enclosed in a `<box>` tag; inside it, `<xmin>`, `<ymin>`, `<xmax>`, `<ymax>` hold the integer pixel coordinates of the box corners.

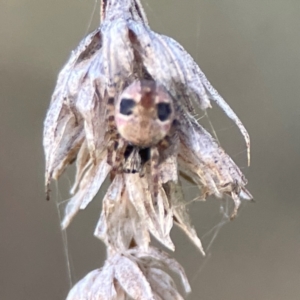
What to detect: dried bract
<box><xmin>177</xmin><ymin>115</ymin><xmax>252</xmax><ymax>218</ymax></box>
<box><xmin>66</xmin><ymin>248</ymin><xmax>190</xmax><ymax>300</ymax></box>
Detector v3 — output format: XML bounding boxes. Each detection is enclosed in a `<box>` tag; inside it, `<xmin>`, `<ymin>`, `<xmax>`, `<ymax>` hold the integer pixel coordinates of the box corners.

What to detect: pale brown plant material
<box><xmin>43</xmin><ymin>0</ymin><xmax>252</xmax><ymax>298</ymax></box>
<box><xmin>66</xmin><ymin>247</ymin><xmax>190</xmax><ymax>300</ymax></box>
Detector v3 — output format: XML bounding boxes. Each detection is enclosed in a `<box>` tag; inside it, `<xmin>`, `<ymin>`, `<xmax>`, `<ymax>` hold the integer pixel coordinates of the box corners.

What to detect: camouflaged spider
<box><xmin>106</xmin><ymin>80</ymin><xmax>176</xmax><ymax>197</ymax></box>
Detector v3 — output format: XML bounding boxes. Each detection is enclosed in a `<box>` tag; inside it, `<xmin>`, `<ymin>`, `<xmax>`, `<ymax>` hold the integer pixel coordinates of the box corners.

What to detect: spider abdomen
<box><xmin>115</xmin><ymin>80</ymin><xmax>175</xmax><ymax>148</ymax></box>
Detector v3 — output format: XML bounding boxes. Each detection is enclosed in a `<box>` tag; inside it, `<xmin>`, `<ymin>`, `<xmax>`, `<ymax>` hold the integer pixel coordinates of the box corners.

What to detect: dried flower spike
<box><xmin>43</xmin><ymin>1</ymin><xmax>252</xmax><ymax>299</ymax></box>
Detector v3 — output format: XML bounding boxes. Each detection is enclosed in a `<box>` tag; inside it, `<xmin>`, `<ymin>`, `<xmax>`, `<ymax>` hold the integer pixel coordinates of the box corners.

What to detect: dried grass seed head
<box><xmin>43</xmin><ymin>1</ymin><xmax>253</xmax><ymax>299</ymax></box>
<box><xmin>66</xmin><ymin>247</ymin><xmax>190</xmax><ymax>300</ymax></box>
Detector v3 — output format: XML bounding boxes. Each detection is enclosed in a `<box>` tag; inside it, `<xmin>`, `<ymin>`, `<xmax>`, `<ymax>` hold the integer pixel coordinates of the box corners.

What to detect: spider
<box><xmin>106</xmin><ymin>80</ymin><xmax>177</xmax><ymax>197</ymax></box>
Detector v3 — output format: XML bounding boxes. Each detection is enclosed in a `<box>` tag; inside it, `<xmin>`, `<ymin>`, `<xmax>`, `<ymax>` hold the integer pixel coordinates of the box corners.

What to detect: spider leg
<box><xmin>114</xmin><ymin>138</ymin><xmax>128</xmax><ymax>173</ymax></box>
<box><xmin>105</xmin><ymin>94</ymin><xmax>119</xmax><ymax>166</ymax></box>
<box><xmin>157</xmin><ymin>125</ymin><xmax>178</xmax><ymax>161</ymax></box>
<box><xmin>150</xmin><ymin>146</ymin><xmax>160</xmax><ymax>199</ymax></box>
<box><xmin>138</xmin><ymin>163</ymin><xmax>145</xmax><ymax>177</ymax></box>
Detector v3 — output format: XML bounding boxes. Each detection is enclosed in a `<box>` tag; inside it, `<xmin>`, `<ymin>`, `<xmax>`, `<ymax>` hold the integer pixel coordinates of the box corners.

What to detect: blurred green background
<box><xmin>1</xmin><ymin>0</ymin><xmax>300</xmax><ymax>299</ymax></box>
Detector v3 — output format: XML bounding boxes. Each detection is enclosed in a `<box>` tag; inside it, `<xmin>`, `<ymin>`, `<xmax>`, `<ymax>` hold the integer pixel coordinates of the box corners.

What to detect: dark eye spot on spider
<box><xmin>120</xmin><ymin>98</ymin><xmax>136</xmax><ymax>116</ymax></box>
<box><xmin>157</xmin><ymin>103</ymin><xmax>172</xmax><ymax>121</ymax></box>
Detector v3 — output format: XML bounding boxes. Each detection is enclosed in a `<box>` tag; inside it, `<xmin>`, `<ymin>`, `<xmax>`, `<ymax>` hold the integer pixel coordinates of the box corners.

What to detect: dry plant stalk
<box><xmin>43</xmin><ymin>0</ymin><xmax>252</xmax><ymax>299</ymax></box>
